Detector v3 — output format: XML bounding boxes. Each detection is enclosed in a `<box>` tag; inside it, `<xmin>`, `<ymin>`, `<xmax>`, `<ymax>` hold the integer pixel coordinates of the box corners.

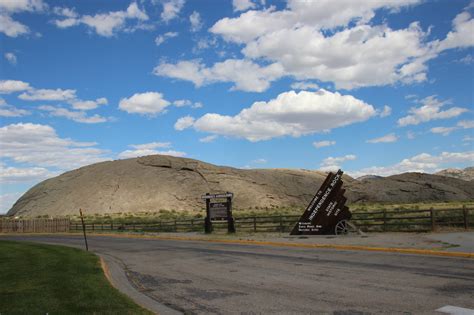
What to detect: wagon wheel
<box><xmin>335</xmin><ymin>220</ymin><xmax>349</xmax><ymax>235</ymax></box>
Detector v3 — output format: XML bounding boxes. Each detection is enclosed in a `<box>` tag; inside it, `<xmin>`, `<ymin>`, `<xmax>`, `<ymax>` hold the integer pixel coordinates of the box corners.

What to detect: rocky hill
<box><xmin>7</xmin><ymin>155</ymin><xmax>474</xmax><ymax>217</ymax></box>
<box><xmin>435</xmin><ymin>167</ymin><xmax>474</xmax><ymax>181</ymax></box>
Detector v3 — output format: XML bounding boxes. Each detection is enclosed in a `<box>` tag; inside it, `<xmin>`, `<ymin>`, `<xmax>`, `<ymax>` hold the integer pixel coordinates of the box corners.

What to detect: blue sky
<box><xmin>0</xmin><ymin>0</ymin><xmax>473</xmax><ymax>213</ymax></box>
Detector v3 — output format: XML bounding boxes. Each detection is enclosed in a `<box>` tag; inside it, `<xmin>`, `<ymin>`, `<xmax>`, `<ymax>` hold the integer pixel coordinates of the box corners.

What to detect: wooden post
<box><xmin>174</xmin><ymin>219</ymin><xmax>177</xmax><ymax>232</ymax></box>
<box><xmin>463</xmin><ymin>205</ymin><xmax>468</xmax><ymax>230</ymax></box>
<box><xmin>279</xmin><ymin>214</ymin><xmax>283</xmax><ymax>232</ymax></box>
<box><xmin>253</xmin><ymin>216</ymin><xmax>257</xmax><ymax>232</ymax></box>
<box><xmin>383</xmin><ymin>209</ymin><xmax>387</xmax><ymax>231</ymax></box>
<box><xmin>79</xmin><ymin>209</ymin><xmax>89</xmax><ymax>251</ymax></box>
<box><xmin>430</xmin><ymin>208</ymin><xmax>435</xmax><ymax>231</ymax></box>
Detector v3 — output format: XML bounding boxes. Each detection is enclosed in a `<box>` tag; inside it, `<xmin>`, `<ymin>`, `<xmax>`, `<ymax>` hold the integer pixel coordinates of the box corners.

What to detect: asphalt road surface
<box><xmin>1</xmin><ymin>235</ymin><xmax>473</xmax><ymax>314</ymax></box>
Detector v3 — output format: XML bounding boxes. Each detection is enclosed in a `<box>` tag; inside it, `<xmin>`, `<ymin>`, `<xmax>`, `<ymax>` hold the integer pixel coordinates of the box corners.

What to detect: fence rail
<box><xmin>0</xmin><ymin>218</ymin><xmax>70</xmax><ymax>233</ymax></box>
<box><xmin>69</xmin><ymin>207</ymin><xmax>473</xmax><ymax>234</ymax></box>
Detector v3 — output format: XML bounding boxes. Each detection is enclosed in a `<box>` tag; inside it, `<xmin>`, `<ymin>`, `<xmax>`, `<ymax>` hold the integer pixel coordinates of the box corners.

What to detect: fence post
<box><xmin>174</xmin><ymin>219</ymin><xmax>177</xmax><ymax>232</ymax></box>
<box><xmin>430</xmin><ymin>207</ymin><xmax>435</xmax><ymax>231</ymax></box>
<box><xmin>279</xmin><ymin>214</ymin><xmax>283</xmax><ymax>233</ymax></box>
<box><xmin>463</xmin><ymin>205</ymin><xmax>468</xmax><ymax>229</ymax></box>
<box><xmin>383</xmin><ymin>209</ymin><xmax>387</xmax><ymax>231</ymax></box>
<box><xmin>191</xmin><ymin>219</ymin><xmax>194</xmax><ymax>231</ymax></box>
<box><xmin>253</xmin><ymin>216</ymin><xmax>257</xmax><ymax>232</ymax></box>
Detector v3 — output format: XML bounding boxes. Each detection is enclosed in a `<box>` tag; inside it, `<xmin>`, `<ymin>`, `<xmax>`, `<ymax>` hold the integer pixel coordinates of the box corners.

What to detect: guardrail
<box><xmin>69</xmin><ymin>207</ymin><xmax>473</xmax><ymax>234</ymax></box>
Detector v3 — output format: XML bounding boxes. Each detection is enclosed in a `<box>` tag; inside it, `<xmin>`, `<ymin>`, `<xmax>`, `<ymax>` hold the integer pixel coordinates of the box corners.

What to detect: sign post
<box><xmin>290</xmin><ymin>169</ymin><xmax>352</xmax><ymax>235</ymax></box>
<box><xmin>79</xmin><ymin>208</ymin><xmax>89</xmax><ymax>251</ymax></box>
<box><xmin>202</xmin><ymin>192</ymin><xmax>235</xmax><ymax>234</ymax></box>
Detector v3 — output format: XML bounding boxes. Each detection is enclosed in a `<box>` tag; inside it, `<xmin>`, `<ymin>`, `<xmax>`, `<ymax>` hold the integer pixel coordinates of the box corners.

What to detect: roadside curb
<box><xmin>2</xmin><ymin>232</ymin><xmax>472</xmax><ymax>258</ymax></box>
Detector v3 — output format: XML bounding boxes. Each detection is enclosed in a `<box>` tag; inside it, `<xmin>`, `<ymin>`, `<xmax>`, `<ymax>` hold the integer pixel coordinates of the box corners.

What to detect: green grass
<box><xmin>0</xmin><ymin>240</ymin><xmax>152</xmax><ymax>315</ymax></box>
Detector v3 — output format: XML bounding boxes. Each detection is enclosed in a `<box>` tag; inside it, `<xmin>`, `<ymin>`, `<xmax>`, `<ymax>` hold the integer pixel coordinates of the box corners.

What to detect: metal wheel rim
<box><xmin>335</xmin><ymin>220</ymin><xmax>348</xmax><ymax>235</ymax></box>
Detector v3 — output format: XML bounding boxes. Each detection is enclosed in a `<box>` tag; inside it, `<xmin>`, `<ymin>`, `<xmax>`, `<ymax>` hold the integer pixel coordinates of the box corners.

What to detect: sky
<box><xmin>0</xmin><ymin>0</ymin><xmax>473</xmax><ymax>214</ymax></box>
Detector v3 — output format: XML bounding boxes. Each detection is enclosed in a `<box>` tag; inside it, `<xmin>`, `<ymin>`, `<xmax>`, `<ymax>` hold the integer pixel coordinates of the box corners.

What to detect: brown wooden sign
<box><xmin>290</xmin><ymin>169</ymin><xmax>352</xmax><ymax>235</ymax></box>
<box><xmin>202</xmin><ymin>192</ymin><xmax>236</xmax><ymax>233</ymax></box>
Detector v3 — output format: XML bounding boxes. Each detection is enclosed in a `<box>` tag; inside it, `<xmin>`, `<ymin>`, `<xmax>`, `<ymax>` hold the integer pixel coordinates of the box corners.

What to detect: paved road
<box><xmin>1</xmin><ymin>235</ymin><xmax>473</xmax><ymax>314</ymax></box>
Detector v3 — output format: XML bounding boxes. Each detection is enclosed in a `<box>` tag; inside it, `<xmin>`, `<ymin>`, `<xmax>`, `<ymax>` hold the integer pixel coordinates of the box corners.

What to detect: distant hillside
<box><xmin>435</xmin><ymin>167</ymin><xmax>474</xmax><ymax>181</ymax></box>
<box><xmin>7</xmin><ymin>155</ymin><xmax>474</xmax><ymax>217</ymax></box>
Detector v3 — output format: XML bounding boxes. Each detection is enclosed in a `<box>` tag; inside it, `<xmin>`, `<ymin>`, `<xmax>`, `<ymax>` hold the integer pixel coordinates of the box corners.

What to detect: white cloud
<box><xmin>174</xmin><ymin>115</ymin><xmax>195</xmax><ymax>130</ymax></box>
<box><xmin>0</xmin><ymin>192</ymin><xmax>23</xmax><ymax>214</ymax></box>
<box><xmin>430</xmin><ymin>120</ymin><xmax>474</xmax><ymax>136</ymax></box>
<box><xmin>252</xmin><ymin>158</ymin><xmax>267</xmax><ymax>164</ymax></box>
<box><xmin>349</xmin><ymin>151</ymin><xmax>474</xmax><ymax>178</ymax></box>
<box><xmin>161</xmin><ymin>0</ymin><xmax>184</xmax><ymax>22</ymax></box>
<box><xmin>179</xmin><ymin>1</ymin><xmax>474</xmax><ymax>91</ymax></box>
<box><xmin>457</xmin><ymin>54</ymin><xmax>474</xmax><ymax>65</ymax></box>
<box><xmin>232</xmin><ymin>0</ymin><xmax>256</xmax><ymax>12</ymax></box>
<box><xmin>0</xmin><ymin>0</ymin><xmax>47</xmax><ymax>37</ymax></box>
<box><xmin>118</xmin><ymin>142</ymin><xmax>185</xmax><ymax>159</ymax></box>
<box><xmin>70</xmin><ymin>97</ymin><xmax>108</xmax><ymax>110</ymax></box>
<box><xmin>39</xmin><ymin>105</ymin><xmax>108</xmax><ymax>124</ymax></box>
<box><xmin>458</xmin><ymin>120</ymin><xmax>474</xmax><ymax>129</ymax></box>
<box><xmin>53</xmin><ymin>2</ymin><xmax>149</xmax><ymax>37</ymax></box>
<box><xmin>366</xmin><ymin>133</ymin><xmax>398</xmax><ymax>143</ymax></box>
<box><xmin>379</xmin><ymin>105</ymin><xmax>392</xmax><ymax>118</ymax></box>
<box><xmin>173</xmin><ymin>99</ymin><xmax>202</xmax><ymax>108</ymax></box>
<box><xmin>398</xmin><ymin>95</ymin><xmax>468</xmax><ymax>126</ymax></box>
<box><xmin>0</xmin><ymin>0</ymin><xmax>47</xmax><ymax>13</ymax></box>
<box><xmin>4</xmin><ymin>52</ymin><xmax>17</xmax><ymax>65</ymax></box>
<box><xmin>189</xmin><ymin>11</ymin><xmax>202</xmax><ymax>32</ymax></box>
<box><xmin>320</xmin><ymin>154</ymin><xmax>356</xmax><ymax>172</ymax></box>
<box><xmin>119</xmin><ymin>92</ymin><xmax>171</xmax><ymax>116</ymax></box>
<box><xmin>0</xmin><ymin>80</ymin><xmax>31</xmax><ymax>94</ymax></box>
<box><xmin>0</xmin><ymin>98</ymin><xmax>30</xmax><ymax>117</ymax></box>
<box><xmin>430</xmin><ymin>126</ymin><xmax>457</xmax><ymax>136</ymax></box>
<box><xmin>199</xmin><ymin>135</ymin><xmax>218</xmax><ymax>143</ymax></box>
<box><xmin>154</xmin><ymin>58</ymin><xmax>284</xmax><ymax>92</ymax></box>
<box><xmin>178</xmin><ymin>89</ymin><xmax>376</xmax><ymax>141</ymax></box>
<box><xmin>0</xmin><ymin>123</ymin><xmax>109</xmax><ymax>170</ymax></box>
<box><xmin>155</xmin><ymin>31</ymin><xmax>178</xmax><ymax>46</ymax></box>
<box><xmin>19</xmin><ymin>88</ymin><xmax>77</xmax><ymax>101</ymax></box>
<box><xmin>463</xmin><ymin>136</ymin><xmax>474</xmax><ymax>142</ymax></box>
<box><xmin>0</xmin><ymin>165</ymin><xmax>55</xmax><ymax>184</ymax></box>
<box><xmin>290</xmin><ymin>81</ymin><xmax>319</xmax><ymax>90</ymax></box>
<box><xmin>0</xmin><ymin>14</ymin><xmax>29</xmax><ymax>37</ymax></box>
<box><xmin>313</xmin><ymin>140</ymin><xmax>336</xmax><ymax>149</ymax></box>
<box><xmin>437</xmin><ymin>11</ymin><xmax>474</xmax><ymax>51</ymax></box>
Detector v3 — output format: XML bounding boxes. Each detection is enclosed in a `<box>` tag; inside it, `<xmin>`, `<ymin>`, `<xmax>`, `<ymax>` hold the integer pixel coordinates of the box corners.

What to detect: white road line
<box><xmin>436</xmin><ymin>305</ymin><xmax>474</xmax><ymax>315</ymax></box>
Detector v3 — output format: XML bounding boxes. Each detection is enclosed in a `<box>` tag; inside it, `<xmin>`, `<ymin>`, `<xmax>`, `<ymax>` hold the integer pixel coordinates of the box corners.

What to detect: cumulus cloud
<box><xmin>290</xmin><ymin>81</ymin><xmax>320</xmax><ymax>91</ymax></box>
<box><xmin>155</xmin><ymin>31</ymin><xmax>178</xmax><ymax>46</ymax></box>
<box><xmin>119</xmin><ymin>92</ymin><xmax>171</xmax><ymax>116</ymax></box>
<box><xmin>52</xmin><ymin>2</ymin><xmax>149</xmax><ymax>37</ymax></box>
<box><xmin>176</xmin><ymin>89</ymin><xmax>376</xmax><ymax>141</ymax></box>
<box><xmin>189</xmin><ymin>11</ymin><xmax>202</xmax><ymax>32</ymax></box>
<box><xmin>118</xmin><ymin>141</ymin><xmax>185</xmax><ymax>158</ymax></box>
<box><xmin>70</xmin><ymin>97</ymin><xmax>108</xmax><ymax>110</ymax></box>
<box><xmin>154</xmin><ymin>59</ymin><xmax>284</xmax><ymax>92</ymax></box>
<box><xmin>199</xmin><ymin>135</ymin><xmax>218</xmax><ymax>143</ymax></box>
<box><xmin>19</xmin><ymin>88</ymin><xmax>77</xmax><ymax>101</ymax></box>
<box><xmin>161</xmin><ymin>0</ymin><xmax>184</xmax><ymax>22</ymax></box>
<box><xmin>39</xmin><ymin>105</ymin><xmax>109</xmax><ymax>124</ymax></box>
<box><xmin>379</xmin><ymin>105</ymin><xmax>392</xmax><ymax>117</ymax></box>
<box><xmin>0</xmin><ymin>123</ymin><xmax>109</xmax><ymax>170</ymax></box>
<box><xmin>173</xmin><ymin>99</ymin><xmax>202</xmax><ymax>108</ymax></box>
<box><xmin>154</xmin><ymin>1</ymin><xmax>474</xmax><ymax>91</ymax></box>
<box><xmin>0</xmin><ymin>98</ymin><xmax>30</xmax><ymax>117</ymax></box>
<box><xmin>0</xmin><ymin>0</ymin><xmax>47</xmax><ymax>37</ymax></box>
<box><xmin>313</xmin><ymin>140</ymin><xmax>336</xmax><ymax>149</ymax></box>
<box><xmin>232</xmin><ymin>0</ymin><xmax>256</xmax><ymax>12</ymax></box>
<box><xmin>349</xmin><ymin>151</ymin><xmax>474</xmax><ymax>178</ymax></box>
<box><xmin>430</xmin><ymin>120</ymin><xmax>474</xmax><ymax>136</ymax></box>
<box><xmin>366</xmin><ymin>133</ymin><xmax>398</xmax><ymax>143</ymax></box>
<box><xmin>4</xmin><ymin>52</ymin><xmax>17</xmax><ymax>65</ymax></box>
<box><xmin>174</xmin><ymin>115</ymin><xmax>195</xmax><ymax>130</ymax></box>
<box><xmin>320</xmin><ymin>154</ymin><xmax>356</xmax><ymax>172</ymax></box>
<box><xmin>398</xmin><ymin>95</ymin><xmax>468</xmax><ymax>126</ymax></box>
<box><xmin>0</xmin><ymin>165</ymin><xmax>55</xmax><ymax>184</ymax></box>
<box><xmin>0</xmin><ymin>80</ymin><xmax>31</xmax><ymax>94</ymax></box>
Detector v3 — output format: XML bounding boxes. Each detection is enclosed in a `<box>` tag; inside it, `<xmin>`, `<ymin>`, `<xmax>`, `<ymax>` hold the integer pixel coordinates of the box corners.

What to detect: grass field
<box><xmin>59</xmin><ymin>200</ymin><xmax>474</xmax><ymax>224</ymax></box>
<box><xmin>0</xmin><ymin>240</ymin><xmax>151</xmax><ymax>314</ymax></box>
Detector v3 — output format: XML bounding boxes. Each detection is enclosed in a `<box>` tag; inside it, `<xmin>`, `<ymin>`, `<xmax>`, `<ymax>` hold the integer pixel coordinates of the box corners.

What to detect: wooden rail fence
<box><xmin>69</xmin><ymin>207</ymin><xmax>473</xmax><ymax>234</ymax></box>
<box><xmin>0</xmin><ymin>218</ymin><xmax>70</xmax><ymax>233</ymax></box>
